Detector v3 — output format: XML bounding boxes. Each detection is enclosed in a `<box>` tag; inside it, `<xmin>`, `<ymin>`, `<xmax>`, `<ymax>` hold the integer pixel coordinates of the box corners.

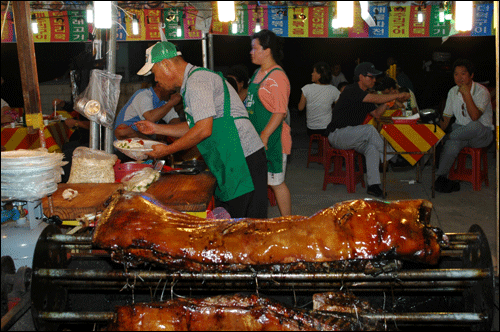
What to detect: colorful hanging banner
<box><xmin>210</xmin><ymin>1</ymin><xmax>228</xmax><ymax>35</ymax></box>
<box><xmin>328</xmin><ymin>3</ymin><xmax>348</xmax><ymax>38</ymax></box>
<box><xmin>164</xmin><ymin>8</ymin><xmax>183</xmax><ymax>39</ymax></box>
<box><xmin>1</xmin><ymin>11</ymin><xmax>16</xmax><ymax>42</ymax></box>
<box><xmin>388</xmin><ymin>5</ymin><xmax>411</xmax><ymax>37</ymax></box>
<box><xmin>268</xmin><ymin>5</ymin><xmax>287</xmax><ymax>37</ymax></box>
<box><xmin>229</xmin><ymin>4</ymin><xmax>249</xmax><ymax>36</ymax></box>
<box><xmin>308</xmin><ymin>6</ymin><xmax>329</xmax><ymax>38</ymax></box>
<box><xmin>184</xmin><ymin>6</ymin><xmax>202</xmax><ymax>39</ymax></box>
<box><xmin>288</xmin><ymin>6</ymin><xmax>308</xmax><ymax>37</ymax></box>
<box><xmin>472</xmin><ymin>2</ymin><xmax>493</xmax><ymax>36</ymax></box>
<box><xmin>349</xmin><ymin>2</ymin><xmax>369</xmax><ymax>38</ymax></box>
<box><xmin>409</xmin><ymin>5</ymin><xmax>430</xmax><ymax>37</ymax></box>
<box><xmin>368</xmin><ymin>4</ymin><xmax>389</xmax><ymax>38</ymax></box>
<box><xmin>249</xmin><ymin>4</ymin><xmax>268</xmax><ymax>35</ymax></box>
<box><xmin>429</xmin><ymin>5</ymin><xmax>451</xmax><ymax>37</ymax></box>
<box><xmin>0</xmin><ymin>3</ymin><xmax>494</xmax><ymax>43</ymax></box>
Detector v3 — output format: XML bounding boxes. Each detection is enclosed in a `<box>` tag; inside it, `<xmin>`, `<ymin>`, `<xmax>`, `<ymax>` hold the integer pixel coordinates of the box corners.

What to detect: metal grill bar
<box><xmin>37</xmin><ymin>311</ymin><xmax>115</xmax><ymax>322</ymax></box>
<box><xmin>35</xmin><ymin>268</ymin><xmax>490</xmax><ymax>281</ymax></box>
<box><xmin>48</xmin><ymin>233</ymin><xmax>480</xmax><ymax>244</ymax></box>
<box><xmin>35</xmin><ymin>311</ymin><xmax>486</xmax><ymax>324</ymax></box>
<box><xmin>360</xmin><ymin>312</ymin><xmax>486</xmax><ymax>324</ymax></box>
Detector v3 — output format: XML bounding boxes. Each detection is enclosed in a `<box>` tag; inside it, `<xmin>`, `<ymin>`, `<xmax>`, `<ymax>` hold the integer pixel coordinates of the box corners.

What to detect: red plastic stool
<box><xmin>449</xmin><ymin>147</ymin><xmax>489</xmax><ymax>191</ymax></box>
<box><xmin>307</xmin><ymin>134</ymin><xmax>329</xmax><ymax>167</ymax></box>
<box><xmin>323</xmin><ymin>148</ymin><xmax>365</xmax><ymax>193</ymax></box>
<box><xmin>267</xmin><ymin>186</ymin><xmax>277</xmax><ymax>206</ymax></box>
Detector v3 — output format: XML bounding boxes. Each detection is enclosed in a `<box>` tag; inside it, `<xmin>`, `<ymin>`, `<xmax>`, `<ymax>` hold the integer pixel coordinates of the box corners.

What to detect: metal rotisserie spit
<box><xmin>28</xmin><ymin>194</ymin><xmax>495</xmax><ymax>331</ymax></box>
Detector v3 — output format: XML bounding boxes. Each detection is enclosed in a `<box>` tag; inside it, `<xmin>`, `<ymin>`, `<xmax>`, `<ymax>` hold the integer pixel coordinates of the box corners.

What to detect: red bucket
<box><xmin>114</xmin><ymin>162</ymin><xmax>153</xmax><ymax>183</ymax></box>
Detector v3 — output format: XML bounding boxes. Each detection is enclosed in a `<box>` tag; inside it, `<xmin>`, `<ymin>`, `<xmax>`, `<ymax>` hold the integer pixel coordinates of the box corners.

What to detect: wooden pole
<box><xmin>12</xmin><ymin>1</ymin><xmax>44</xmax><ymax>142</ymax></box>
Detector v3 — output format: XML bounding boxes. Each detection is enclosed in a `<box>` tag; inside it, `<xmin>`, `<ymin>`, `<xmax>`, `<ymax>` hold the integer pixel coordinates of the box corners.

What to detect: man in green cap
<box><xmin>135</xmin><ymin>41</ymin><xmax>268</xmax><ymax>218</ymax></box>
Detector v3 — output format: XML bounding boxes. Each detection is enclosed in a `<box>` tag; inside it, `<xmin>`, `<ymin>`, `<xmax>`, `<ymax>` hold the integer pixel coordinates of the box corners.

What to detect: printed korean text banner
<box><xmin>1</xmin><ymin>2</ymin><xmax>494</xmax><ymax>43</ymax></box>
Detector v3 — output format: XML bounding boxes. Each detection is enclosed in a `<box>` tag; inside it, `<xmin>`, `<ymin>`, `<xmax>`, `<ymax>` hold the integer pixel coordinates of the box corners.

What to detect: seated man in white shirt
<box><xmin>114</xmin><ymin>81</ymin><xmax>181</xmax><ymax>140</ymax></box>
<box><xmin>435</xmin><ymin>59</ymin><xmax>494</xmax><ymax>193</ymax></box>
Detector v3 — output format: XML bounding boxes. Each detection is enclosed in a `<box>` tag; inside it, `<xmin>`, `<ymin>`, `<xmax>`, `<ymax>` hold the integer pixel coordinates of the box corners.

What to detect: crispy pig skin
<box><xmin>93</xmin><ymin>192</ymin><xmax>443</xmax><ymax>268</ymax></box>
<box><xmin>107</xmin><ymin>293</ymin><xmax>379</xmax><ymax>331</ymax></box>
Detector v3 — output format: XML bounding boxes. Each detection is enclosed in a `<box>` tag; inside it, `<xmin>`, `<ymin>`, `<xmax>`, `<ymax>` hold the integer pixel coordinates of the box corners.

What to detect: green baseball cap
<box><xmin>137</xmin><ymin>41</ymin><xmax>182</xmax><ymax>76</ymax></box>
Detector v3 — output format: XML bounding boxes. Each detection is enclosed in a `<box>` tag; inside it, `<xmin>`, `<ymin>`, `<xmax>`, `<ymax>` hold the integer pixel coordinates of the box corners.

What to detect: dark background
<box><xmin>1</xmin><ymin>35</ymin><xmax>496</xmax><ymax>112</ymax></box>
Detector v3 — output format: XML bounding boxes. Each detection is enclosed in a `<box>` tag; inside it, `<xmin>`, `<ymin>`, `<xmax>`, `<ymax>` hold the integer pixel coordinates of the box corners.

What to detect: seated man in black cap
<box><xmin>325</xmin><ymin>62</ymin><xmax>410</xmax><ymax>197</ymax></box>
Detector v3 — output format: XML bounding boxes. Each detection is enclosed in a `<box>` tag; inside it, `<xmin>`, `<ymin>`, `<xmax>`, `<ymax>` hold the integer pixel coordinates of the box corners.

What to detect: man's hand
<box><xmin>145</xmin><ymin>143</ymin><xmax>170</xmax><ymax>159</ymax></box>
<box><xmin>135</xmin><ymin>120</ymin><xmax>157</xmax><ymax>135</ymax></box>
<box><xmin>396</xmin><ymin>92</ymin><xmax>411</xmax><ymax>102</ymax></box>
<box><xmin>458</xmin><ymin>84</ymin><xmax>471</xmax><ymax>96</ymax></box>
<box><xmin>169</xmin><ymin>92</ymin><xmax>182</xmax><ymax>106</ymax></box>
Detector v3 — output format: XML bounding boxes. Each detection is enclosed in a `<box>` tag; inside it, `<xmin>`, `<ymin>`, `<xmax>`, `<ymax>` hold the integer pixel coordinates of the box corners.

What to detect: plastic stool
<box><xmin>267</xmin><ymin>186</ymin><xmax>277</xmax><ymax>206</ymax></box>
<box><xmin>307</xmin><ymin>134</ymin><xmax>329</xmax><ymax>167</ymax></box>
<box><xmin>449</xmin><ymin>147</ymin><xmax>489</xmax><ymax>191</ymax></box>
<box><xmin>323</xmin><ymin>148</ymin><xmax>365</xmax><ymax>193</ymax></box>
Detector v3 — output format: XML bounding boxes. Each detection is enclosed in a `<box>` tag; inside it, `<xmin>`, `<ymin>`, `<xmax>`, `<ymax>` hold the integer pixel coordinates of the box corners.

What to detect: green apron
<box><xmin>182</xmin><ymin>67</ymin><xmax>254</xmax><ymax>202</ymax></box>
<box><xmin>246</xmin><ymin>68</ymin><xmax>283</xmax><ymax>173</ymax></box>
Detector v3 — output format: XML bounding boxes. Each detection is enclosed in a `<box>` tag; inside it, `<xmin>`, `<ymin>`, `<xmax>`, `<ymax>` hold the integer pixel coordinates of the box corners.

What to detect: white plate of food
<box><xmin>114</xmin><ymin>139</ymin><xmax>164</xmax><ymax>161</ymax></box>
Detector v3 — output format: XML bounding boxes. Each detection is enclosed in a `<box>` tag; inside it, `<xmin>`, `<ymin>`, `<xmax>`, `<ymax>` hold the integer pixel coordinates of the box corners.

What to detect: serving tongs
<box><xmin>161</xmin><ymin>167</ymin><xmax>201</xmax><ymax>175</ymax></box>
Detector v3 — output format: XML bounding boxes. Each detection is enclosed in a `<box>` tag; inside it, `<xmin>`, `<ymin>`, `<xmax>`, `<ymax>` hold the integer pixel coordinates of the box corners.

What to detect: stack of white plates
<box><xmin>1</xmin><ymin>149</ymin><xmax>67</xmax><ymax>201</ymax></box>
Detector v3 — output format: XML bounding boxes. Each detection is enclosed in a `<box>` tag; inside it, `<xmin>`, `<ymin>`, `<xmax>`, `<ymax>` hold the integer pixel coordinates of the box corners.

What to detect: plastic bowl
<box><xmin>114</xmin><ymin>139</ymin><xmax>165</xmax><ymax>161</ymax></box>
<box><xmin>114</xmin><ymin>162</ymin><xmax>153</xmax><ymax>183</ymax></box>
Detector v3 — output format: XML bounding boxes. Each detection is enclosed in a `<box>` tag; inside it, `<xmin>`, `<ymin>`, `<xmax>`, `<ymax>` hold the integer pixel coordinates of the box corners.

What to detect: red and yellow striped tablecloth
<box><xmin>1</xmin><ymin>121</ymin><xmax>72</xmax><ymax>153</ymax></box>
<box><xmin>380</xmin><ymin>124</ymin><xmax>445</xmax><ymax>166</ymax></box>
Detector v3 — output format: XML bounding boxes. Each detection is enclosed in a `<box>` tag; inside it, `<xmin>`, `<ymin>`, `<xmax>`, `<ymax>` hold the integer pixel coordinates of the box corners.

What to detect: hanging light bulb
<box><xmin>455</xmin><ymin>1</ymin><xmax>472</xmax><ymax>31</ymax></box>
<box><xmin>94</xmin><ymin>1</ymin><xmax>112</xmax><ymax>29</ymax></box>
<box><xmin>417</xmin><ymin>6</ymin><xmax>424</xmax><ymax>23</ymax></box>
<box><xmin>255</xmin><ymin>19</ymin><xmax>261</xmax><ymax>33</ymax></box>
<box><xmin>439</xmin><ymin>3</ymin><xmax>445</xmax><ymax>23</ymax></box>
<box><xmin>31</xmin><ymin>14</ymin><xmax>38</xmax><ymax>34</ymax></box>
<box><xmin>232</xmin><ymin>21</ymin><xmax>238</xmax><ymax>34</ymax></box>
<box><xmin>217</xmin><ymin>1</ymin><xmax>235</xmax><ymax>22</ymax></box>
<box><xmin>132</xmin><ymin>14</ymin><xmax>139</xmax><ymax>35</ymax></box>
<box><xmin>333</xmin><ymin>1</ymin><xmax>353</xmax><ymax>28</ymax></box>
<box><xmin>86</xmin><ymin>4</ymin><xmax>94</xmax><ymax>24</ymax></box>
<box><xmin>176</xmin><ymin>20</ymin><xmax>182</xmax><ymax>37</ymax></box>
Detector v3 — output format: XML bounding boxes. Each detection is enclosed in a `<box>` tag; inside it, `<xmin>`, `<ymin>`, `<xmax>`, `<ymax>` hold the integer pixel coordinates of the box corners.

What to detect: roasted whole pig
<box><xmin>107</xmin><ymin>293</ymin><xmax>382</xmax><ymax>331</ymax></box>
<box><xmin>93</xmin><ymin>192</ymin><xmax>446</xmax><ymax>270</ymax></box>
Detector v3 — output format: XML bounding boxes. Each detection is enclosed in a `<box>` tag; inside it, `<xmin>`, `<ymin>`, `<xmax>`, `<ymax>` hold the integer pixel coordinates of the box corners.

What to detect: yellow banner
<box><xmin>389</xmin><ymin>6</ymin><xmax>410</xmax><ymax>37</ymax></box>
<box><xmin>288</xmin><ymin>7</ymin><xmax>308</xmax><ymax>37</ymax></box>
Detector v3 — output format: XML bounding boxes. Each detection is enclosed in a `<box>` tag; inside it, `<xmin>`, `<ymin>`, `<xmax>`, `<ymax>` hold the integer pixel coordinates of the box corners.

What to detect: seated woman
<box><xmin>298</xmin><ymin>62</ymin><xmax>341</xmax><ymax>137</ymax></box>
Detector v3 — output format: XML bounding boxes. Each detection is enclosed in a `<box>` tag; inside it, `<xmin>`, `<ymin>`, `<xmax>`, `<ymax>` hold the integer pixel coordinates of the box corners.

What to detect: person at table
<box><xmin>386</xmin><ymin>57</ymin><xmax>414</xmax><ymax>93</ymax></box>
<box><xmin>434</xmin><ymin>59</ymin><xmax>494</xmax><ymax>193</ymax></box>
<box><xmin>226</xmin><ymin>64</ymin><xmax>250</xmax><ymax>102</ymax></box>
<box><xmin>375</xmin><ymin>76</ymin><xmax>419</xmax><ymax>114</ymax></box>
<box><xmin>247</xmin><ymin>29</ymin><xmax>292</xmax><ymax>217</ymax></box>
<box><xmin>337</xmin><ymin>81</ymin><xmax>349</xmax><ymax>94</ymax></box>
<box><xmin>134</xmin><ymin>41</ymin><xmax>268</xmax><ymax>219</ymax></box>
<box><xmin>298</xmin><ymin>61</ymin><xmax>340</xmax><ymax>137</ymax></box>
<box><xmin>114</xmin><ymin>81</ymin><xmax>181</xmax><ymax>140</ymax></box>
<box><xmin>1</xmin><ymin>77</ymin><xmax>19</xmax><ymax>126</ymax></box>
<box><xmin>330</xmin><ymin>63</ymin><xmax>348</xmax><ymax>88</ymax></box>
<box><xmin>324</xmin><ymin>62</ymin><xmax>411</xmax><ymax>198</ymax></box>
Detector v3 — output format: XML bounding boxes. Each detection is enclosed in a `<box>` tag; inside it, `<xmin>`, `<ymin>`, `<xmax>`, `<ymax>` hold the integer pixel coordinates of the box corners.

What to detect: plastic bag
<box><xmin>121</xmin><ymin>168</ymin><xmax>160</xmax><ymax>192</ymax></box>
<box><xmin>68</xmin><ymin>147</ymin><xmax>118</xmax><ymax>183</ymax></box>
<box><xmin>74</xmin><ymin>69</ymin><xmax>122</xmax><ymax>128</ymax></box>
